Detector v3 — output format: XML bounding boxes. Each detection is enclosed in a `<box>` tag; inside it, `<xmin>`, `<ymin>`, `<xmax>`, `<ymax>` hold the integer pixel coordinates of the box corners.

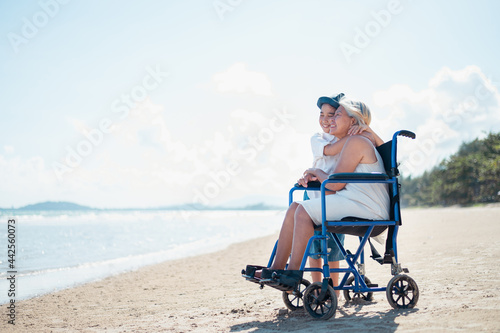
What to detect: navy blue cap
<box><xmin>317</xmin><ymin>93</ymin><xmax>345</xmax><ymax>109</ymax></box>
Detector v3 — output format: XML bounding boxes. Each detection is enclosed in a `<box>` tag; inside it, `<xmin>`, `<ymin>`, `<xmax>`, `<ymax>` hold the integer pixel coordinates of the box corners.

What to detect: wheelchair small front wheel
<box><xmin>303</xmin><ymin>282</ymin><xmax>337</xmax><ymax>320</ymax></box>
<box><xmin>282</xmin><ymin>278</ymin><xmax>310</xmax><ymax>311</ymax></box>
<box><xmin>386</xmin><ymin>274</ymin><xmax>419</xmax><ymax>309</ymax></box>
<box><xmin>343</xmin><ymin>276</ymin><xmax>374</xmax><ymax>302</ymax></box>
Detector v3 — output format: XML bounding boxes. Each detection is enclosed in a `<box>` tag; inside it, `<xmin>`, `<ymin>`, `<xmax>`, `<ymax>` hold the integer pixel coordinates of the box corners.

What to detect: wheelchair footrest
<box><xmin>243</xmin><ymin>266</ymin><xmax>303</xmax><ymax>292</ymax></box>
<box><xmin>372</xmin><ymin>255</ymin><xmax>385</xmax><ymax>265</ymax></box>
<box><xmin>383</xmin><ymin>254</ymin><xmax>394</xmax><ymax>264</ymax></box>
<box><xmin>260</xmin><ymin>269</ymin><xmax>304</xmax><ymax>292</ymax></box>
<box><xmin>241</xmin><ymin>265</ymin><xmax>267</xmax><ymax>283</ymax></box>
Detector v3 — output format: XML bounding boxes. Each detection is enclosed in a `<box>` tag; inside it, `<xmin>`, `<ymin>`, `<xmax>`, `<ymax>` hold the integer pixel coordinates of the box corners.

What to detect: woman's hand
<box><xmin>299</xmin><ymin>168</ymin><xmax>337</xmax><ymax>194</ymax></box>
<box><xmin>297</xmin><ymin>168</ymin><xmax>321</xmax><ymax>187</ymax></box>
<box><xmin>303</xmin><ymin>168</ymin><xmax>320</xmax><ymax>177</ymax></box>
<box><xmin>297</xmin><ymin>173</ymin><xmax>317</xmax><ymax>187</ymax></box>
<box><xmin>303</xmin><ymin>168</ymin><xmax>329</xmax><ymax>183</ymax></box>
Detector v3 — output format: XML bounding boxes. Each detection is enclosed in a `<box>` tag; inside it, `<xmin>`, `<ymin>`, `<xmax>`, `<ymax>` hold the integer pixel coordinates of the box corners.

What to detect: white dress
<box><xmin>300</xmin><ymin>146</ymin><xmax>390</xmax><ymax>226</ymax></box>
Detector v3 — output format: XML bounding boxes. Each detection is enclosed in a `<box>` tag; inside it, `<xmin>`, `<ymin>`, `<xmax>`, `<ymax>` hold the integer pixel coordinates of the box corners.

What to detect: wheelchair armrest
<box><xmin>328</xmin><ymin>172</ymin><xmax>389</xmax><ymax>180</ymax></box>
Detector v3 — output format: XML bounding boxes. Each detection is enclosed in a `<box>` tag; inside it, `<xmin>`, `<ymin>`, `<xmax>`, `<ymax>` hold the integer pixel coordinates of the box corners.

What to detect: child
<box><xmin>298</xmin><ymin>93</ymin><xmax>345</xmax><ymax>295</ymax></box>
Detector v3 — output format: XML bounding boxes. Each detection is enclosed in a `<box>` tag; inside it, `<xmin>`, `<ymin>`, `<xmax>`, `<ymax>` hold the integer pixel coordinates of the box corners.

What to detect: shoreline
<box><xmin>1</xmin><ymin>233</ymin><xmax>282</xmax><ymax>332</ymax></box>
<box><xmin>0</xmin><ymin>209</ymin><xmax>285</xmax><ymax>305</ymax></box>
<box><xmin>2</xmin><ymin>206</ymin><xmax>500</xmax><ymax>332</ymax></box>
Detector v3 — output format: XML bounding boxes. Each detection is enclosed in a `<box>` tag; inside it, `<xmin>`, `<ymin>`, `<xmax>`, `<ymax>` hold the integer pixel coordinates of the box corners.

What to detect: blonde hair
<box><xmin>338</xmin><ymin>99</ymin><xmax>371</xmax><ymax>126</ymax></box>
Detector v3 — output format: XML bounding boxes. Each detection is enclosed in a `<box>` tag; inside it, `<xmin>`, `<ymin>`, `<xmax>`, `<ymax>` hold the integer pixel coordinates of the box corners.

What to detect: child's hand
<box><xmin>349</xmin><ymin>125</ymin><xmax>376</xmax><ymax>146</ymax></box>
<box><xmin>348</xmin><ymin>124</ymin><xmax>370</xmax><ymax>135</ymax></box>
<box><xmin>359</xmin><ymin>131</ymin><xmax>376</xmax><ymax>146</ymax></box>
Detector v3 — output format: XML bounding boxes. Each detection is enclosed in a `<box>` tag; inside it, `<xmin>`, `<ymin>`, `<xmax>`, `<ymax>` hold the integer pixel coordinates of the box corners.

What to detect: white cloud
<box><xmin>4</xmin><ymin>145</ymin><xmax>14</xmax><ymax>154</ymax></box>
<box><xmin>213</xmin><ymin>63</ymin><xmax>273</xmax><ymax>96</ymax></box>
<box><xmin>0</xmin><ymin>154</ymin><xmax>56</xmax><ymax>207</ymax></box>
<box><xmin>372</xmin><ymin>65</ymin><xmax>500</xmax><ymax>176</ymax></box>
<box><xmin>6</xmin><ymin>98</ymin><xmax>307</xmax><ymax>208</ymax></box>
<box><xmin>12</xmin><ymin>67</ymin><xmax>497</xmax><ymax>207</ymax></box>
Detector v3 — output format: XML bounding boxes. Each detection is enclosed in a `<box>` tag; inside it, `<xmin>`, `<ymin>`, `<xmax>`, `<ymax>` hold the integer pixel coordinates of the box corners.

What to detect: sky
<box><xmin>1</xmin><ymin>0</ymin><xmax>500</xmax><ymax>209</ymax></box>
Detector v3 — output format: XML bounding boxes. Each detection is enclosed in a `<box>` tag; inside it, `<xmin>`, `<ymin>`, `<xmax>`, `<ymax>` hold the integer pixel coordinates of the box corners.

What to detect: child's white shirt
<box><xmin>307</xmin><ymin>132</ymin><xmax>339</xmax><ymax>199</ymax></box>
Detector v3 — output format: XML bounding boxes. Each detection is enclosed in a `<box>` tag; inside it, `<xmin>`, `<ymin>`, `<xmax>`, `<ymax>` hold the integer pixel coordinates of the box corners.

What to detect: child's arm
<box><xmin>323</xmin><ymin>137</ymin><xmax>349</xmax><ymax>156</ymax></box>
<box><xmin>310</xmin><ymin>133</ymin><xmax>331</xmax><ymax>159</ymax></box>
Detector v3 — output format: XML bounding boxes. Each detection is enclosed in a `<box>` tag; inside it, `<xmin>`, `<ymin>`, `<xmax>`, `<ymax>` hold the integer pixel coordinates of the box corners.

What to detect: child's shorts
<box><xmin>309</xmin><ymin>231</ymin><xmax>345</xmax><ymax>261</ymax></box>
<box><xmin>303</xmin><ymin>191</ymin><xmax>345</xmax><ymax>262</ymax></box>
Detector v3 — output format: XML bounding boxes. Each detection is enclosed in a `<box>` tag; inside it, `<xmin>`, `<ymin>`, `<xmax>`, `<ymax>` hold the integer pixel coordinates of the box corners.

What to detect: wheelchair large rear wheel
<box><xmin>343</xmin><ymin>276</ymin><xmax>373</xmax><ymax>302</ymax></box>
<box><xmin>282</xmin><ymin>278</ymin><xmax>310</xmax><ymax>311</ymax></box>
<box><xmin>386</xmin><ymin>274</ymin><xmax>419</xmax><ymax>309</ymax></box>
<box><xmin>303</xmin><ymin>282</ymin><xmax>337</xmax><ymax>320</ymax></box>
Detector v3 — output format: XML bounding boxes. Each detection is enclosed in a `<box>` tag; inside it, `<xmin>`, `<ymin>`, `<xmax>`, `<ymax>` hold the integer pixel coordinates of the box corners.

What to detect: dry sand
<box><xmin>2</xmin><ymin>206</ymin><xmax>500</xmax><ymax>332</ymax></box>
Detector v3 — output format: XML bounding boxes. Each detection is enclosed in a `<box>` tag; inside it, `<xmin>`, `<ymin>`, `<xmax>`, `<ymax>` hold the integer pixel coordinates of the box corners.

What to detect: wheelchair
<box><xmin>242</xmin><ymin>130</ymin><xmax>419</xmax><ymax>320</ymax></box>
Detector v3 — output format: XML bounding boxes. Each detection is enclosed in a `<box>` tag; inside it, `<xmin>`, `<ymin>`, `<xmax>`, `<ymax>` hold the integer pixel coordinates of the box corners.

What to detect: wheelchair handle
<box><xmin>396</xmin><ymin>130</ymin><xmax>416</xmax><ymax>139</ymax></box>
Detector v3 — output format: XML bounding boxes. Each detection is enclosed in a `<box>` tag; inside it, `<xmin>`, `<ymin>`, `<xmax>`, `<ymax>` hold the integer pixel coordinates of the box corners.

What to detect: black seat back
<box><xmin>376</xmin><ymin>140</ymin><xmax>396</xmax><ymax>177</ymax></box>
<box><xmin>376</xmin><ymin>140</ymin><xmax>402</xmax><ymax>260</ymax></box>
<box><xmin>376</xmin><ymin>140</ymin><xmax>401</xmax><ymax>225</ymax></box>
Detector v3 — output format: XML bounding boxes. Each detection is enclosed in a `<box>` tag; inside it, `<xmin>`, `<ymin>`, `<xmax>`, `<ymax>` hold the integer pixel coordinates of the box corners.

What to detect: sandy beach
<box><xmin>2</xmin><ymin>206</ymin><xmax>500</xmax><ymax>332</ymax></box>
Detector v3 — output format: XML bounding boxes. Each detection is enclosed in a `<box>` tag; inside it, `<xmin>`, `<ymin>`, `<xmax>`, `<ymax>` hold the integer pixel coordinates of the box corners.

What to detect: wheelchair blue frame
<box><xmin>244</xmin><ymin>130</ymin><xmax>419</xmax><ymax>319</ymax></box>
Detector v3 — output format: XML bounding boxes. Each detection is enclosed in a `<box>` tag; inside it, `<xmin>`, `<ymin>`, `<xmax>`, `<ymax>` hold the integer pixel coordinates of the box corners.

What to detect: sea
<box><xmin>0</xmin><ymin>209</ymin><xmax>284</xmax><ymax>304</ymax></box>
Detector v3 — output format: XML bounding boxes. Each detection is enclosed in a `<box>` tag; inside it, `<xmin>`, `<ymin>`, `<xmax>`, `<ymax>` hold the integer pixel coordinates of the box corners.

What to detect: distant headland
<box><xmin>1</xmin><ymin>201</ymin><xmax>285</xmax><ymax>211</ymax></box>
<box><xmin>13</xmin><ymin>201</ymin><xmax>93</xmax><ymax>211</ymax></box>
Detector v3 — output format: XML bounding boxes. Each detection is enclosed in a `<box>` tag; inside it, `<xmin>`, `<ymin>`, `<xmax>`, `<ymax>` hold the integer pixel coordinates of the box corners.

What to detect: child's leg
<box><xmin>309</xmin><ymin>257</ymin><xmax>322</xmax><ymax>283</ymax></box>
<box><xmin>329</xmin><ymin>260</ymin><xmax>340</xmax><ymax>297</ymax></box>
<box><xmin>328</xmin><ymin>232</ymin><xmax>344</xmax><ymax>298</ymax></box>
<box><xmin>309</xmin><ymin>258</ymin><xmax>340</xmax><ymax>297</ymax></box>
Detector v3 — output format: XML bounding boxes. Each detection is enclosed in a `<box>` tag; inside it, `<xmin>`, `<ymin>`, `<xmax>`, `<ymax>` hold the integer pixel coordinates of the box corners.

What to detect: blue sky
<box><xmin>1</xmin><ymin>0</ymin><xmax>500</xmax><ymax>208</ymax></box>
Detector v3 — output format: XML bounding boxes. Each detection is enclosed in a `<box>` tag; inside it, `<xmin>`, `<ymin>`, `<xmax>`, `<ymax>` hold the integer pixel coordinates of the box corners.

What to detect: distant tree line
<box><xmin>400</xmin><ymin>132</ymin><xmax>500</xmax><ymax>207</ymax></box>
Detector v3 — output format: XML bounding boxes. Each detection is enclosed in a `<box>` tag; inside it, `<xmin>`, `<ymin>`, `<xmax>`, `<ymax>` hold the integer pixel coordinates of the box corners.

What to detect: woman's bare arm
<box><xmin>324</xmin><ymin>136</ymin><xmax>376</xmax><ymax>192</ymax></box>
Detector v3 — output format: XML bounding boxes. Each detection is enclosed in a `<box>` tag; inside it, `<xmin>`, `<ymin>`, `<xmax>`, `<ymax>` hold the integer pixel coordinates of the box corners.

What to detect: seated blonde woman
<box><xmin>264</xmin><ymin>99</ymin><xmax>390</xmax><ymax>274</ymax></box>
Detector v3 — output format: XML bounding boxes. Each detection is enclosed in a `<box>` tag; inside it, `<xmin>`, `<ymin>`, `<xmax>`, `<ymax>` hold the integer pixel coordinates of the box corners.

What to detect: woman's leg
<box><xmin>287</xmin><ymin>204</ymin><xmax>315</xmax><ymax>270</ymax></box>
<box><xmin>269</xmin><ymin>202</ymin><xmax>300</xmax><ymax>270</ymax></box>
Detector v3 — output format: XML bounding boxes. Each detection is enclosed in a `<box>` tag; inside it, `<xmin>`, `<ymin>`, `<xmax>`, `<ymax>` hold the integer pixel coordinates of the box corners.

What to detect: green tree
<box><xmin>401</xmin><ymin>132</ymin><xmax>500</xmax><ymax>207</ymax></box>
